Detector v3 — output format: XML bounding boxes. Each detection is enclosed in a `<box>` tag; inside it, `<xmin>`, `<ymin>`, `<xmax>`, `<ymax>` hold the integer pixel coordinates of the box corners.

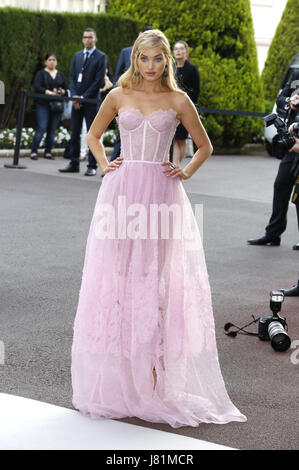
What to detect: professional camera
<box><xmin>258</xmin><ymin>291</ymin><xmax>291</xmax><ymax>351</ymax></box>
<box><xmin>264</xmin><ymin>113</ymin><xmax>299</xmax><ymax>158</ymax></box>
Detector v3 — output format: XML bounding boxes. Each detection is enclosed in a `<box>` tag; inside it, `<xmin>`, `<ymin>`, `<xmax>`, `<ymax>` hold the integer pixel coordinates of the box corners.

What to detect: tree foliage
<box><xmin>262</xmin><ymin>0</ymin><xmax>299</xmax><ymax>103</ymax></box>
<box><xmin>108</xmin><ymin>0</ymin><xmax>264</xmax><ymax>149</ymax></box>
<box><xmin>0</xmin><ymin>7</ymin><xmax>138</xmax><ymax>127</ymax></box>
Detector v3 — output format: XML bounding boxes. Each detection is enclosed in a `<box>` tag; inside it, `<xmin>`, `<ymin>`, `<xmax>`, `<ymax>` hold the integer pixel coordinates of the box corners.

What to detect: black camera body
<box><xmin>258</xmin><ymin>313</ymin><xmax>287</xmax><ymax>341</ymax></box>
<box><xmin>258</xmin><ymin>291</ymin><xmax>291</xmax><ymax>351</ymax></box>
<box><xmin>264</xmin><ymin>113</ymin><xmax>297</xmax><ymax>158</ymax></box>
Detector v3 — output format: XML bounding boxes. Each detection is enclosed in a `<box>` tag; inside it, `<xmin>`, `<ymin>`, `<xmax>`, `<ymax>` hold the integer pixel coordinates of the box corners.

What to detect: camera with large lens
<box><xmin>258</xmin><ymin>291</ymin><xmax>291</xmax><ymax>351</ymax></box>
<box><xmin>264</xmin><ymin>113</ymin><xmax>298</xmax><ymax>158</ymax></box>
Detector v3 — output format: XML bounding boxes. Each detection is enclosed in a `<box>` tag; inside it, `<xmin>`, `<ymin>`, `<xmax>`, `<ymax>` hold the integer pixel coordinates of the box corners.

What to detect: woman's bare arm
<box><xmin>176</xmin><ymin>93</ymin><xmax>213</xmax><ymax>178</ymax></box>
<box><xmin>87</xmin><ymin>89</ymin><xmax>120</xmax><ymax>173</ymax></box>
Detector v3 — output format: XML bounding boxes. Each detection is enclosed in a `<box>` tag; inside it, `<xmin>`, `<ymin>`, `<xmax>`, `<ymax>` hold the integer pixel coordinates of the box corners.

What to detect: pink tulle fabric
<box><xmin>71</xmin><ymin>108</ymin><xmax>247</xmax><ymax>427</ymax></box>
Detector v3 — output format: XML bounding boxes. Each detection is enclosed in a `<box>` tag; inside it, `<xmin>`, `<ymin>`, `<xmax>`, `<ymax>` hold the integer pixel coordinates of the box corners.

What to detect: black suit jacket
<box><xmin>276</xmin><ymin>70</ymin><xmax>299</xmax><ymax>126</ymax></box>
<box><xmin>113</xmin><ymin>46</ymin><xmax>132</xmax><ymax>85</ymax></box>
<box><xmin>70</xmin><ymin>48</ymin><xmax>107</xmax><ymax>100</ymax></box>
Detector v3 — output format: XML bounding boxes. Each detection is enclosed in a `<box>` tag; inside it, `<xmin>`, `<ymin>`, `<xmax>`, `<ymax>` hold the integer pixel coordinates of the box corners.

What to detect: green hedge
<box><xmin>108</xmin><ymin>0</ymin><xmax>264</xmax><ymax>149</ymax></box>
<box><xmin>0</xmin><ymin>7</ymin><xmax>138</xmax><ymax>128</ymax></box>
<box><xmin>261</xmin><ymin>0</ymin><xmax>299</xmax><ymax>103</ymax></box>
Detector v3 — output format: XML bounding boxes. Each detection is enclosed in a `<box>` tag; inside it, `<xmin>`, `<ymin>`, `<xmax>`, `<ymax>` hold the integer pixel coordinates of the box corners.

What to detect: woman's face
<box><xmin>173</xmin><ymin>42</ymin><xmax>187</xmax><ymax>61</ymax></box>
<box><xmin>137</xmin><ymin>46</ymin><xmax>166</xmax><ymax>82</ymax></box>
<box><xmin>45</xmin><ymin>56</ymin><xmax>57</xmax><ymax>70</ymax></box>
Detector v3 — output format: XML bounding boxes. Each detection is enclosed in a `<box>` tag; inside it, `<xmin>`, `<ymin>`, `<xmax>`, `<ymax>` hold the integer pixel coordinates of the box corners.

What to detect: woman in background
<box><xmin>172</xmin><ymin>40</ymin><xmax>200</xmax><ymax>166</ymax></box>
<box><xmin>30</xmin><ymin>53</ymin><xmax>68</xmax><ymax>160</ymax></box>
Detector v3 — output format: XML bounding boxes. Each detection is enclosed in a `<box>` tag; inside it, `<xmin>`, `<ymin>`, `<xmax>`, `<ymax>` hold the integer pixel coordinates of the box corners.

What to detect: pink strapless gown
<box><xmin>71</xmin><ymin>108</ymin><xmax>247</xmax><ymax>427</ymax></box>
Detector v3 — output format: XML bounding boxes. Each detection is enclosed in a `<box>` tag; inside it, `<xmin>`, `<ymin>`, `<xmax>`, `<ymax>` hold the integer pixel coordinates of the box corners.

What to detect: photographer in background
<box><xmin>280</xmin><ymin>123</ymin><xmax>299</xmax><ymax>297</ymax></box>
<box><xmin>248</xmin><ymin>70</ymin><xmax>299</xmax><ymax>250</ymax></box>
<box><xmin>289</xmin><ymin>122</ymin><xmax>299</xmax><ymax>153</ymax></box>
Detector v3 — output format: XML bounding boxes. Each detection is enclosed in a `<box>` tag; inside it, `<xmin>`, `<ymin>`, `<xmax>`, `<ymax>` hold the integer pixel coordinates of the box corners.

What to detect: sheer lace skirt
<box><xmin>71</xmin><ymin>162</ymin><xmax>247</xmax><ymax>427</ymax></box>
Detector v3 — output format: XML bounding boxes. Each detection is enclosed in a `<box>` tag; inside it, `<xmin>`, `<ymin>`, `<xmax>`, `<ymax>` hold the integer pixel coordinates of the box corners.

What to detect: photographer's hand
<box><xmin>289</xmin><ymin>137</ymin><xmax>299</xmax><ymax>153</ymax></box>
<box><xmin>290</xmin><ymin>94</ymin><xmax>299</xmax><ymax>111</ymax></box>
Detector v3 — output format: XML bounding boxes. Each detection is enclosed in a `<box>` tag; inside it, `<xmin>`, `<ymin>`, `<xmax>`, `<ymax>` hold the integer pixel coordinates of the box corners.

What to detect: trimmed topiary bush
<box><xmin>108</xmin><ymin>0</ymin><xmax>264</xmax><ymax>149</ymax></box>
<box><xmin>262</xmin><ymin>0</ymin><xmax>299</xmax><ymax>103</ymax></box>
<box><xmin>0</xmin><ymin>7</ymin><xmax>138</xmax><ymax>128</ymax></box>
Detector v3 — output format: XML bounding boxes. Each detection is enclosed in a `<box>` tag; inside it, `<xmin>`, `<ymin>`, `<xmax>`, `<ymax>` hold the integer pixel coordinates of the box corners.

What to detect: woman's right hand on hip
<box><xmin>103</xmin><ymin>157</ymin><xmax>123</xmax><ymax>175</ymax></box>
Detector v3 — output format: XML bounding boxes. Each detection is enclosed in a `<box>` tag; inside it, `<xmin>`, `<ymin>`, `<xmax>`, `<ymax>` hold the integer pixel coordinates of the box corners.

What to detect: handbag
<box><xmin>44</xmin><ymin>71</ymin><xmax>64</xmax><ymax>113</ymax></box>
<box><xmin>49</xmin><ymin>99</ymin><xmax>64</xmax><ymax>113</ymax></box>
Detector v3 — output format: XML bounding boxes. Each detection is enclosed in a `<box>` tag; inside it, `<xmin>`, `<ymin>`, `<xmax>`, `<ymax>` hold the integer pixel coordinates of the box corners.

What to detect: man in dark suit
<box><xmin>59</xmin><ymin>28</ymin><xmax>107</xmax><ymax>176</ymax></box>
<box><xmin>280</xmin><ymin>131</ymin><xmax>299</xmax><ymax>296</ymax></box>
<box><xmin>110</xmin><ymin>26</ymin><xmax>153</xmax><ymax>163</ymax></box>
<box><xmin>113</xmin><ymin>47</ymin><xmax>132</xmax><ymax>84</ymax></box>
<box><xmin>248</xmin><ymin>70</ymin><xmax>299</xmax><ymax>249</ymax></box>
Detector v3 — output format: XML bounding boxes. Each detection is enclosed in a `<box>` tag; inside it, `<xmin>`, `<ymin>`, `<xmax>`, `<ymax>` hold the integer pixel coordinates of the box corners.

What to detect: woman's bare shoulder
<box><xmin>107</xmin><ymin>86</ymin><xmax>132</xmax><ymax>108</ymax></box>
<box><xmin>170</xmin><ymin>91</ymin><xmax>192</xmax><ymax>117</ymax></box>
<box><xmin>172</xmin><ymin>90</ymin><xmax>190</xmax><ymax>105</ymax></box>
<box><xmin>107</xmin><ymin>87</ymin><xmax>122</xmax><ymax>102</ymax></box>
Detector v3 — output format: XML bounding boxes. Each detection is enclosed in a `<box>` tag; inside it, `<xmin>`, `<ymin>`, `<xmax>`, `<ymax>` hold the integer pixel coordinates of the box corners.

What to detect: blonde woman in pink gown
<box><xmin>71</xmin><ymin>29</ymin><xmax>247</xmax><ymax>428</ymax></box>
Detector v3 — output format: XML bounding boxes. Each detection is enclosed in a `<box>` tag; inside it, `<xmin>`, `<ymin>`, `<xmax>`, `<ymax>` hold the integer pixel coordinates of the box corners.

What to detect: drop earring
<box><xmin>162</xmin><ymin>64</ymin><xmax>168</xmax><ymax>77</ymax></box>
<box><xmin>134</xmin><ymin>70</ymin><xmax>140</xmax><ymax>76</ymax></box>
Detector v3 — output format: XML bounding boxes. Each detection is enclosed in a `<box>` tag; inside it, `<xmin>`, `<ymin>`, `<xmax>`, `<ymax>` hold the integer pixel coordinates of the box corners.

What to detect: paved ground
<box><xmin>0</xmin><ymin>153</ymin><xmax>298</xmax><ymax>450</ymax></box>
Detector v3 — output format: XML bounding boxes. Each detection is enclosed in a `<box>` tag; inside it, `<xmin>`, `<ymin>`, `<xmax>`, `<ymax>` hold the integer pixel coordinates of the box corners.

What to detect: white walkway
<box><xmin>0</xmin><ymin>393</ymin><xmax>234</xmax><ymax>450</ymax></box>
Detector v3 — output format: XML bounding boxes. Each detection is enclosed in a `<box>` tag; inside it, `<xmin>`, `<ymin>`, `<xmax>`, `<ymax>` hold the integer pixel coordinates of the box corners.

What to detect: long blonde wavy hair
<box><xmin>118</xmin><ymin>29</ymin><xmax>183</xmax><ymax>94</ymax></box>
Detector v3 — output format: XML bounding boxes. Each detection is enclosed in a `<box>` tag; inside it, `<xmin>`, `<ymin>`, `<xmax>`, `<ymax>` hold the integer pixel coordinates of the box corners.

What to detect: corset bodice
<box><xmin>116</xmin><ymin>108</ymin><xmax>180</xmax><ymax>162</ymax></box>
